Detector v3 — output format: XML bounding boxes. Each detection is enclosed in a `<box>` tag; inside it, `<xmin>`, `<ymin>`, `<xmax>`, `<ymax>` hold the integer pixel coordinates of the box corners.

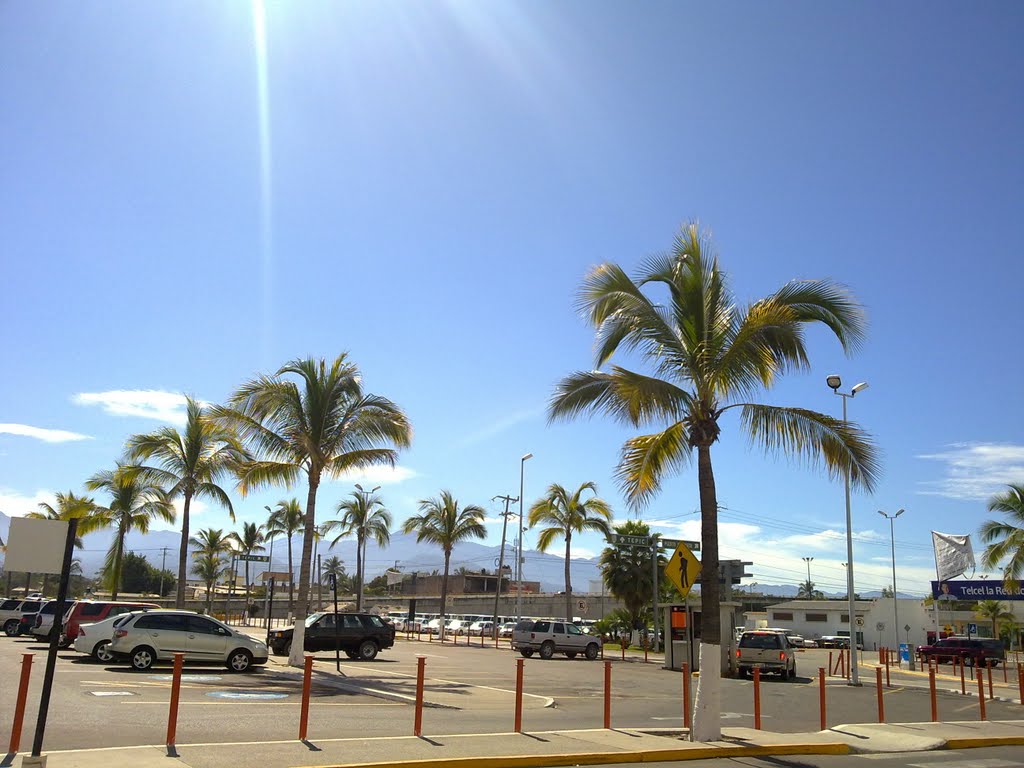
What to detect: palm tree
<box><xmin>528</xmin><ymin>482</ymin><xmax>613</xmax><ymax>622</ymax></box>
<box><xmin>401</xmin><ymin>491</ymin><xmax>485</xmax><ymax>641</ymax></box>
<box><xmin>212</xmin><ymin>354</ymin><xmax>412</xmax><ymax>621</ymax></box>
<box><xmin>975</xmin><ymin>599</ymin><xmax>1013</xmax><ymax>641</ymax></box>
<box><xmin>320</xmin><ymin>555</ymin><xmax>348</xmax><ymax>593</ymax></box>
<box><xmin>550</xmin><ymin>223</ymin><xmax>878</xmax><ymax>740</ymax></box>
<box><xmin>323</xmin><ymin>487</ymin><xmax>391</xmax><ymax>611</ymax></box>
<box><xmin>797</xmin><ymin>580</ymin><xmax>824</xmax><ymax>599</ymax></box>
<box><xmin>26</xmin><ymin>492</ymin><xmax>100</xmax><ymax>595</ymax></box>
<box><xmin>126</xmin><ymin>396</ymin><xmax>245</xmax><ymax>608</ymax></box>
<box><xmin>267</xmin><ymin>499</ymin><xmax>304</xmax><ymax>612</ymax></box>
<box><xmin>87</xmin><ymin>465</ymin><xmax>175</xmax><ymax>600</ymax></box>
<box><xmin>599</xmin><ymin>521</ymin><xmax>661</xmax><ymax>633</ymax></box>
<box><xmin>230</xmin><ymin>522</ymin><xmax>266</xmax><ymax>608</ymax></box>
<box><xmin>980</xmin><ymin>484</ymin><xmax>1024</xmax><ymax>591</ymax></box>
<box><xmin>192</xmin><ymin>552</ymin><xmax>226</xmax><ymax>614</ymax></box>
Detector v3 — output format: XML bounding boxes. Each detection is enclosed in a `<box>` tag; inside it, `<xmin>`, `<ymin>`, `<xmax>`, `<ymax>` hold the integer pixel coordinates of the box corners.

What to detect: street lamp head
<box><xmin>522</xmin><ymin>452</ymin><xmax>533</xmax><ymax>461</ymax></box>
<box><xmin>895</xmin><ymin>508</ymin><xmax>904</xmax><ymax>518</ymax></box>
<box><xmin>826</xmin><ymin>374</ymin><xmax>842</xmax><ymax>391</ymax></box>
<box><xmin>877</xmin><ymin>510</ymin><xmax>886</xmax><ymax>518</ymax></box>
<box><xmin>851</xmin><ymin>381</ymin><xmax>870</xmax><ymax>395</ymax></box>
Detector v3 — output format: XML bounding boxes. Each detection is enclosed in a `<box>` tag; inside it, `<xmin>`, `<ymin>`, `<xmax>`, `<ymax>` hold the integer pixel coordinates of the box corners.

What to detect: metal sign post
<box><xmin>266</xmin><ymin>577</ymin><xmax>275</xmax><ymax>647</ymax></box>
<box><xmin>330</xmin><ymin>573</ymin><xmax>340</xmax><ymax>673</ymax></box>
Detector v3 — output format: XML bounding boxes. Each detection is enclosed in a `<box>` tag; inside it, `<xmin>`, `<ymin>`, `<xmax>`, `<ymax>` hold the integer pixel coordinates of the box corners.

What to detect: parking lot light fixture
<box><xmin>878</xmin><ymin>508</ymin><xmax>906</xmax><ymax>666</ymax></box>
<box><xmin>517</xmin><ymin>453</ymin><xmax>533</xmax><ymax>623</ymax></box>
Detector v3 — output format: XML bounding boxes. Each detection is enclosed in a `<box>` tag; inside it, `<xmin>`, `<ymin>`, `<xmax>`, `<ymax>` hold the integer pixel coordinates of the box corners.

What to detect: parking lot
<box><xmin>2</xmin><ymin>625</ymin><xmax>1023</xmax><ymax>753</ymax></box>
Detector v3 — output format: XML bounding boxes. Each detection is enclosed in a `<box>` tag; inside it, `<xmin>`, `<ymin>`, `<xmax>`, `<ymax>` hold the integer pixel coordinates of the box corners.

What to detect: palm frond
<box><xmin>615</xmin><ymin>423</ymin><xmax>691</xmax><ymax>509</ymax></box>
<box><xmin>548</xmin><ymin>368</ymin><xmax>692</xmax><ymax>427</ymax></box>
<box><xmin>768</xmin><ymin>279</ymin><xmax>867</xmax><ymax>354</ymax></box>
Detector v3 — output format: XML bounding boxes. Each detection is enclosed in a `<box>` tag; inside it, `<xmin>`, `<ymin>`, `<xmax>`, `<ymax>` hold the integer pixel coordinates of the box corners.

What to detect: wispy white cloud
<box><xmin>917</xmin><ymin>442</ymin><xmax>1024</xmax><ymax>501</ymax></box>
<box><xmin>333</xmin><ymin>465</ymin><xmax>417</xmax><ymax>487</ymax></box>
<box><xmin>0</xmin><ymin>423</ymin><xmax>91</xmax><ymax>443</ymax></box>
<box><xmin>459</xmin><ymin>405</ymin><xmax>545</xmax><ymax>447</ymax></box>
<box><xmin>73</xmin><ymin>390</ymin><xmax>189</xmax><ymax>425</ymax></box>
<box><xmin>570</xmin><ymin>546</ymin><xmax>597</xmax><ymax>559</ymax></box>
<box><xmin>0</xmin><ymin>488</ymin><xmax>57</xmax><ymax>517</ymax></box>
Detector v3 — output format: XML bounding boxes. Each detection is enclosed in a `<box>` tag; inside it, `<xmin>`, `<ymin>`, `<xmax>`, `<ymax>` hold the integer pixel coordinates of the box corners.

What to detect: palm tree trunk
<box><xmin>5</xmin><ymin>571</ymin><xmax>11</xmax><ymax>598</ymax></box>
<box><xmin>25</xmin><ymin>573</ymin><xmax>32</xmax><ymax>595</ymax></box>
<box><xmin>286</xmin><ymin>536</ymin><xmax>294</xmax><ymax>612</ymax></box>
<box><xmin>175</xmin><ymin>493</ymin><xmax>193</xmax><ymax>609</ymax></box>
<box><xmin>565</xmin><ymin>532</ymin><xmax>572</xmax><ymax>624</ymax></box>
<box><xmin>356</xmin><ymin>533</ymin><xmax>364</xmax><ymax>612</ymax></box>
<box><xmin>440</xmin><ymin>550</ymin><xmax>451</xmax><ymax>643</ymax></box>
<box><xmin>111</xmin><ymin>523</ymin><xmax>126</xmax><ymax>601</ymax></box>
<box><xmin>42</xmin><ymin>574</ymin><xmax>50</xmax><ymax>597</ymax></box>
<box><xmin>691</xmin><ymin>443</ymin><xmax>722</xmax><ymax>742</ymax></box>
<box><xmin>297</xmin><ymin>474</ymin><xmax>319</xmax><ymax>616</ymax></box>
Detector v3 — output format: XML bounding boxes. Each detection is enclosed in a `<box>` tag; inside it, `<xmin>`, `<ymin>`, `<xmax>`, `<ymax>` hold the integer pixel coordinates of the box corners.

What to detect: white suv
<box><xmin>109</xmin><ymin>610</ymin><xmax>268</xmax><ymax>672</ymax></box>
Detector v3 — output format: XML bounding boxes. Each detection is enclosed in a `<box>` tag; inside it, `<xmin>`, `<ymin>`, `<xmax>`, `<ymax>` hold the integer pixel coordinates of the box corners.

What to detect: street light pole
<box><xmin>802</xmin><ymin>556</ymin><xmax>814</xmax><ymax>594</ymax></box>
<box><xmin>516</xmin><ymin>453</ymin><xmax>533</xmax><ymax>623</ymax></box>
<box><xmin>878</xmin><ymin>508</ymin><xmax>905</xmax><ymax>665</ymax></box>
<box><xmin>827</xmin><ymin>375</ymin><xmax>869</xmax><ymax>686</ymax></box>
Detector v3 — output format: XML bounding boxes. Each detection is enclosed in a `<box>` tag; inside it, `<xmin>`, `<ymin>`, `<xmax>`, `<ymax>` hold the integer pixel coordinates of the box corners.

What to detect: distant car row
<box><xmin>389</xmin><ymin>613</ymin><xmax>599</xmax><ymax>638</ymax></box>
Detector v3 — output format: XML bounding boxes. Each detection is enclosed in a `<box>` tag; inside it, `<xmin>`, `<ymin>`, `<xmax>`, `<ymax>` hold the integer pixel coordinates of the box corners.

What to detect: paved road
<box><xmin>2</xmin><ymin>630</ymin><xmax>1022</xmax><ymax>752</ymax></box>
<box><xmin>632</xmin><ymin>745</ymin><xmax>1024</xmax><ymax>768</ymax></box>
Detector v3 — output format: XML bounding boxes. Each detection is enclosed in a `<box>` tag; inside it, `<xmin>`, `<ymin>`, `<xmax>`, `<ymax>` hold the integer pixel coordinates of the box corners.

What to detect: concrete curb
<box><xmin>292</xmin><ymin>742</ymin><xmax>852</xmax><ymax>768</ymax></box>
<box><xmin>945</xmin><ymin>735</ymin><xmax>1024</xmax><ymax>749</ymax></box>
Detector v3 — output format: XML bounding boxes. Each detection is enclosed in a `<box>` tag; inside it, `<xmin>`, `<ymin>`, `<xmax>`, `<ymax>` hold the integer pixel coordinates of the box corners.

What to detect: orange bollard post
<box><xmin>682</xmin><ymin>663</ymin><xmax>691</xmax><ymax>730</ymax></box>
<box><xmin>828</xmin><ymin>651</ymin><xmax>834</xmax><ymax>677</ymax></box>
<box><xmin>8</xmin><ymin>653</ymin><xmax>34</xmax><ymax>754</ymax></box>
<box><xmin>1018</xmin><ymin>664</ymin><xmax>1024</xmax><ymax>705</ymax></box>
<box><xmin>1002</xmin><ymin>659</ymin><xmax>1007</xmax><ymax>684</ymax></box>
<box><xmin>603</xmin><ymin>660</ymin><xmax>612</xmax><ymax>729</ymax></box>
<box><xmin>929</xmin><ymin>664</ymin><xmax>938</xmax><ymax>722</ymax></box>
<box><xmin>875</xmin><ymin>667</ymin><xmax>885</xmax><ymax>723</ymax></box>
<box><xmin>978</xmin><ymin>673</ymin><xmax>987</xmax><ymax>720</ymax></box>
<box><xmin>885</xmin><ymin>651</ymin><xmax>891</xmax><ymax>688</ymax></box>
<box><xmin>752</xmin><ymin>667</ymin><xmax>761</xmax><ymax>730</ymax></box>
<box><xmin>414</xmin><ymin>656</ymin><xmax>425</xmax><ymax>737</ymax></box>
<box><xmin>987</xmin><ymin>660</ymin><xmax>994</xmax><ymax>700</ymax></box>
<box><xmin>166</xmin><ymin>653</ymin><xmax>184</xmax><ymax>747</ymax></box>
<box><xmin>818</xmin><ymin>667</ymin><xmax>826</xmax><ymax>731</ymax></box>
<box><xmin>621</xmin><ymin>638</ymin><xmax>626</xmax><ymax>661</ymax></box>
<box><xmin>960</xmin><ymin>658</ymin><xmax>966</xmax><ymax>695</ymax></box>
<box><xmin>298</xmin><ymin>654</ymin><xmax>314</xmax><ymax>741</ymax></box>
<box><xmin>644</xmin><ymin>636</ymin><xmax>648</xmax><ymax>664</ymax></box>
<box><xmin>514</xmin><ymin>658</ymin><xmax>524</xmax><ymax>733</ymax></box>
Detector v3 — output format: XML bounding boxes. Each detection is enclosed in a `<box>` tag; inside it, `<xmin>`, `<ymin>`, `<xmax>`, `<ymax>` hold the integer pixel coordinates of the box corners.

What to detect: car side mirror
<box><xmin>219</xmin><ymin>627</ymin><xmax>231</xmax><ymax>636</ymax></box>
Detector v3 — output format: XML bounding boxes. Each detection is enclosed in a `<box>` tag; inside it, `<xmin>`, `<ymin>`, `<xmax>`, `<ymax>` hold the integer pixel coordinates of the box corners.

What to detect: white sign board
<box><xmin>4</xmin><ymin>518</ymin><xmax>69</xmax><ymax>574</ymax></box>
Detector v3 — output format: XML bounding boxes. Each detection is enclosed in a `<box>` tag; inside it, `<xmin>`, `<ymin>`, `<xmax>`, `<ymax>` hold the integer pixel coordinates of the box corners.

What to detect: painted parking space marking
<box><xmin>150</xmin><ymin>674</ymin><xmax>223</xmax><ymax>682</ymax></box>
<box><xmin>206</xmin><ymin>691</ymin><xmax>289</xmax><ymax>700</ymax></box>
<box><xmin>89</xmin><ymin>691</ymin><xmax>136</xmax><ymax>697</ymax></box>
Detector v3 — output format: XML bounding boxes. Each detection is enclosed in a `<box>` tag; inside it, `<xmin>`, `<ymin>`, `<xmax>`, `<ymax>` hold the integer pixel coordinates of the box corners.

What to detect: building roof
<box><xmin>767</xmin><ymin>600</ymin><xmax>874</xmax><ymax>611</ymax></box>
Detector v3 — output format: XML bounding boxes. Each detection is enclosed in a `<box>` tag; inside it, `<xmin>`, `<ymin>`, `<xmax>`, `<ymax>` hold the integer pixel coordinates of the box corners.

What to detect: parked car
<box><xmin>498</xmin><ymin>622</ymin><xmax>517</xmax><ymax>638</ymax></box>
<box><xmin>33</xmin><ymin>600</ymin><xmax>69</xmax><ymax>641</ymax></box>
<box><xmin>818</xmin><ymin>636</ymin><xmax>850</xmax><ymax>649</ymax></box>
<box><xmin>60</xmin><ymin>600</ymin><xmax>161</xmax><ymax>648</ymax></box>
<box><xmin>469</xmin><ymin>620</ymin><xmax>495</xmax><ymax>636</ymax></box>
<box><xmin>268</xmin><ymin>612</ymin><xmax>395</xmax><ymax>660</ymax></box>
<box><xmin>512</xmin><ymin>619</ymin><xmax>601</xmax><ymax>660</ymax></box>
<box><xmin>736</xmin><ymin>630</ymin><xmax>797</xmax><ymax>679</ymax></box>
<box><xmin>73</xmin><ymin>611</ymin><xmax>146</xmax><ymax>662</ymax></box>
<box><xmin>917</xmin><ymin>637</ymin><xmax>1005</xmax><ymax>667</ymax></box>
<box><xmin>2</xmin><ymin>600</ymin><xmax>43</xmax><ymax>637</ymax></box>
<box><xmin>108</xmin><ymin>610</ymin><xmax>268</xmax><ymax>672</ymax></box>
<box><xmin>784</xmin><ymin>633</ymin><xmax>807</xmax><ymax>649</ymax></box>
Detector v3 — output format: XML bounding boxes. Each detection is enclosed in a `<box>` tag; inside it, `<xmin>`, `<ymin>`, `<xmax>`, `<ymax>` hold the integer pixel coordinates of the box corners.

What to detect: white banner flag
<box><xmin>932</xmin><ymin>531</ymin><xmax>976</xmax><ymax>581</ymax></box>
<box><xmin>385</xmin><ymin>569</ymin><xmax>405</xmax><ymax>586</ymax></box>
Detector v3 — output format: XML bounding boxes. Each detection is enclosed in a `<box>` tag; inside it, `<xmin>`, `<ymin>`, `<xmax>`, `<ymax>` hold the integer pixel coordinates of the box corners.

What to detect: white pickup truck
<box><xmin>736</xmin><ymin>630</ymin><xmax>797</xmax><ymax>679</ymax></box>
<box><xmin>512</xmin><ymin>619</ymin><xmax>601</xmax><ymax>660</ymax></box>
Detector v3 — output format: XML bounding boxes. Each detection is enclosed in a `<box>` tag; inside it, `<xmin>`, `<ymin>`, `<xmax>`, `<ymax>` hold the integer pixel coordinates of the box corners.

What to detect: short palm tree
<box><xmin>267</xmin><ymin>499</ymin><xmax>304</xmax><ymax>611</ymax></box>
<box><xmin>212</xmin><ymin>354</ymin><xmax>412</xmax><ymax>618</ymax></box>
<box><xmin>550</xmin><ymin>223</ymin><xmax>878</xmax><ymax>740</ymax></box>
<box><xmin>26</xmin><ymin>492</ymin><xmax>101</xmax><ymax>595</ymax></box>
<box><xmin>529</xmin><ymin>482</ymin><xmax>613</xmax><ymax>623</ymax></box>
<box><xmin>975</xmin><ymin>599</ymin><xmax>1013</xmax><ymax>641</ymax></box>
<box><xmin>323</xmin><ymin>487</ymin><xmax>391</xmax><ymax>611</ymax></box>
<box><xmin>320</xmin><ymin>555</ymin><xmax>348</xmax><ymax>593</ymax></box>
<box><xmin>980</xmin><ymin>484</ymin><xmax>1024</xmax><ymax>590</ymax></box>
<box><xmin>797</xmin><ymin>580</ymin><xmax>824</xmax><ymax>599</ymax></box>
<box><xmin>126</xmin><ymin>396</ymin><xmax>245</xmax><ymax>608</ymax></box>
<box><xmin>87</xmin><ymin>465</ymin><xmax>175</xmax><ymax>600</ymax></box>
<box><xmin>229</xmin><ymin>522</ymin><xmax>266</xmax><ymax>607</ymax></box>
<box><xmin>600</xmin><ymin>521</ymin><xmax>659</xmax><ymax>632</ymax></box>
<box><xmin>192</xmin><ymin>552</ymin><xmax>227</xmax><ymax>613</ymax></box>
<box><xmin>402</xmin><ymin>491</ymin><xmax>485</xmax><ymax>641</ymax></box>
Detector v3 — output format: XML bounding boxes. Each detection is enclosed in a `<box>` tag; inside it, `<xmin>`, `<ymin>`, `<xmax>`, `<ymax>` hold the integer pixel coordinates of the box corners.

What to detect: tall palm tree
<box><xmin>528</xmin><ymin>482</ymin><xmax>613</xmax><ymax>622</ymax></box>
<box><xmin>980</xmin><ymin>484</ymin><xmax>1024</xmax><ymax>590</ymax></box>
<box><xmin>126</xmin><ymin>396</ymin><xmax>246</xmax><ymax>608</ymax></box>
<box><xmin>320</xmin><ymin>555</ymin><xmax>348</xmax><ymax>593</ymax></box>
<box><xmin>87</xmin><ymin>466</ymin><xmax>175</xmax><ymax>600</ymax></box>
<box><xmin>267</xmin><ymin>499</ymin><xmax>304</xmax><ymax>611</ymax></box>
<box><xmin>192</xmin><ymin>552</ymin><xmax>226</xmax><ymax>614</ymax></box>
<box><xmin>230</xmin><ymin>522</ymin><xmax>266</xmax><ymax>607</ymax></box>
<box><xmin>550</xmin><ymin>223</ymin><xmax>878</xmax><ymax>740</ymax></box>
<box><xmin>212</xmin><ymin>354</ymin><xmax>412</xmax><ymax>622</ymax></box>
<box><xmin>401</xmin><ymin>491</ymin><xmax>485</xmax><ymax>641</ymax></box>
<box><xmin>26</xmin><ymin>492</ymin><xmax>100</xmax><ymax>595</ymax></box>
<box><xmin>975</xmin><ymin>599</ymin><xmax>1013</xmax><ymax>641</ymax></box>
<box><xmin>323</xmin><ymin>487</ymin><xmax>391</xmax><ymax>611</ymax></box>
<box><xmin>599</xmin><ymin>521</ymin><xmax>660</xmax><ymax>632</ymax></box>
<box><xmin>797</xmin><ymin>580</ymin><xmax>824</xmax><ymax>599</ymax></box>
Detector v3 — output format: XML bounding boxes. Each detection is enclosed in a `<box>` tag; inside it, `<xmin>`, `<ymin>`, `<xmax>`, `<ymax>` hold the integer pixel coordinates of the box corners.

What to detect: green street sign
<box><xmin>235</xmin><ymin>554</ymin><xmax>270</xmax><ymax>562</ymax></box>
<box><xmin>611</xmin><ymin>534</ymin><xmax>653</xmax><ymax>548</ymax></box>
<box><xmin>658</xmin><ymin>538</ymin><xmax>701</xmax><ymax>552</ymax></box>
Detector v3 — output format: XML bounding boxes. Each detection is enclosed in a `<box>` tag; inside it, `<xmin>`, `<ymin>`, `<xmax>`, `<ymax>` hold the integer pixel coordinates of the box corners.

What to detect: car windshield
<box><xmin>305</xmin><ymin>613</ymin><xmax>325</xmax><ymax>628</ymax></box>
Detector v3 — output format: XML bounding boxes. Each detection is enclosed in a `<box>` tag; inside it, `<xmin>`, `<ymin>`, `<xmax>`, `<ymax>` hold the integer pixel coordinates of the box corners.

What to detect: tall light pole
<box><xmin>802</xmin><ymin>556</ymin><xmax>814</xmax><ymax>595</ymax></box>
<box><xmin>264</xmin><ymin>505</ymin><xmax>275</xmax><ymax>609</ymax></box>
<box><xmin>827</xmin><ymin>374</ymin><xmax>869</xmax><ymax>686</ymax></box>
<box><xmin>878</xmin><ymin>508</ymin><xmax>905</xmax><ymax>664</ymax></box>
<box><xmin>516</xmin><ymin>453</ymin><xmax>533</xmax><ymax>622</ymax></box>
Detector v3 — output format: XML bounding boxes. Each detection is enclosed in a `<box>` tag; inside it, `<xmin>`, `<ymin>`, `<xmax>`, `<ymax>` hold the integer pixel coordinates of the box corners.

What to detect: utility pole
<box><xmin>490</xmin><ymin>495</ymin><xmax>517</xmax><ymax>639</ymax></box>
<box><xmin>159</xmin><ymin>547</ymin><xmax>169</xmax><ymax>600</ymax></box>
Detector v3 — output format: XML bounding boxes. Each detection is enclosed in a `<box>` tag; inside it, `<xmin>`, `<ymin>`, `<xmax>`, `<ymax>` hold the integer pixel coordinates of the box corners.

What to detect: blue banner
<box><xmin>931</xmin><ymin>580</ymin><xmax>1024</xmax><ymax>601</ymax></box>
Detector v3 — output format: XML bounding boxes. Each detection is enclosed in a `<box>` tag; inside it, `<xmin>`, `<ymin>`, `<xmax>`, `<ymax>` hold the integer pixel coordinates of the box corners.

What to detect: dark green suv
<box><xmin>269</xmin><ymin>612</ymin><xmax>395</xmax><ymax>660</ymax></box>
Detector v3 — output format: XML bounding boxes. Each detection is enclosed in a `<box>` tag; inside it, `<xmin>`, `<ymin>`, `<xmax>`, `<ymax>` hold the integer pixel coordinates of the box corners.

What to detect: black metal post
<box><xmin>32</xmin><ymin>518</ymin><xmax>78</xmax><ymax>758</ymax></box>
<box><xmin>331</xmin><ymin>573</ymin><xmax>340</xmax><ymax>672</ymax></box>
<box><xmin>266</xmin><ymin>577</ymin><xmax>275</xmax><ymax>647</ymax></box>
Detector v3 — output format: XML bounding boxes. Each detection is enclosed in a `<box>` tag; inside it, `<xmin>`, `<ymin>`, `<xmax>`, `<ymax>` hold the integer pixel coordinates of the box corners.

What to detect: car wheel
<box><xmin>58</xmin><ymin>634</ymin><xmax>73</xmax><ymax>649</ymax></box>
<box><xmin>788</xmin><ymin>664</ymin><xmax>797</xmax><ymax>680</ymax></box>
<box><xmin>520</xmin><ymin>649</ymin><xmax>534</xmax><ymax>658</ymax></box>
<box><xmin>3</xmin><ymin>619</ymin><xmax>20</xmax><ymax>637</ymax></box>
<box><xmin>358</xmin><ymin>640</ymin><xmax>379</xmax><ymax>661</ymax></box>
<box><xmin>345</xmin><ymin>650</ymin><xmax>359</xmax><ymax>660</ymax></box>
<box><xmin>130</xmin><ymin>646</ymin><xmax>156</xmax><ymax>671</ymax></box>
<box><xmin>964</xmin><ymin>656</ymin><xmax>974</xmax><ymax>667</ymax></box>
<box><xmin>283</xmin><ymin>640</ymin><xmax>292</xmax><ymax>657</ymax></box>
<box><xmin>271</xmin><ymin>645</ymin><xmax>286</xmax><ymax>657</ymax></box>
<box><xmin>585</xmin><ymin>643</ymin><xmax>599</xmax><ymax>660</ymax></box>
<box><xmin>539</xmin><ymin>641</ymin><xmax>555</xmax><ymax>660</ymax></box>
<box><xmin>93</xmin><ymin>640</ymin><xmax>115</xmax><ymax>663</ymax></box>
<box><xmin>227</xmin><ymin>649</ymin><xmax>254</xmax><ymax>673</ymax></box>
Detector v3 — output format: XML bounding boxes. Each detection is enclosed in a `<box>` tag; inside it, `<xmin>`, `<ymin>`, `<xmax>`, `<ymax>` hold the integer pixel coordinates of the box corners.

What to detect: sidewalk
<box><xmin>18</xmin><ymin>720</ymin><xmax>1024</xmax><ymax>768</ymax></box>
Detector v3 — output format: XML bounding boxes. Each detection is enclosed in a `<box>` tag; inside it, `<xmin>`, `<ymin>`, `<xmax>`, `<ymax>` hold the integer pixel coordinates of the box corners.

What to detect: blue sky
<box><xmin>2</xmin><ymin>1</ymin><xmax>1022</xmax><ymax>595</ymax></box>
